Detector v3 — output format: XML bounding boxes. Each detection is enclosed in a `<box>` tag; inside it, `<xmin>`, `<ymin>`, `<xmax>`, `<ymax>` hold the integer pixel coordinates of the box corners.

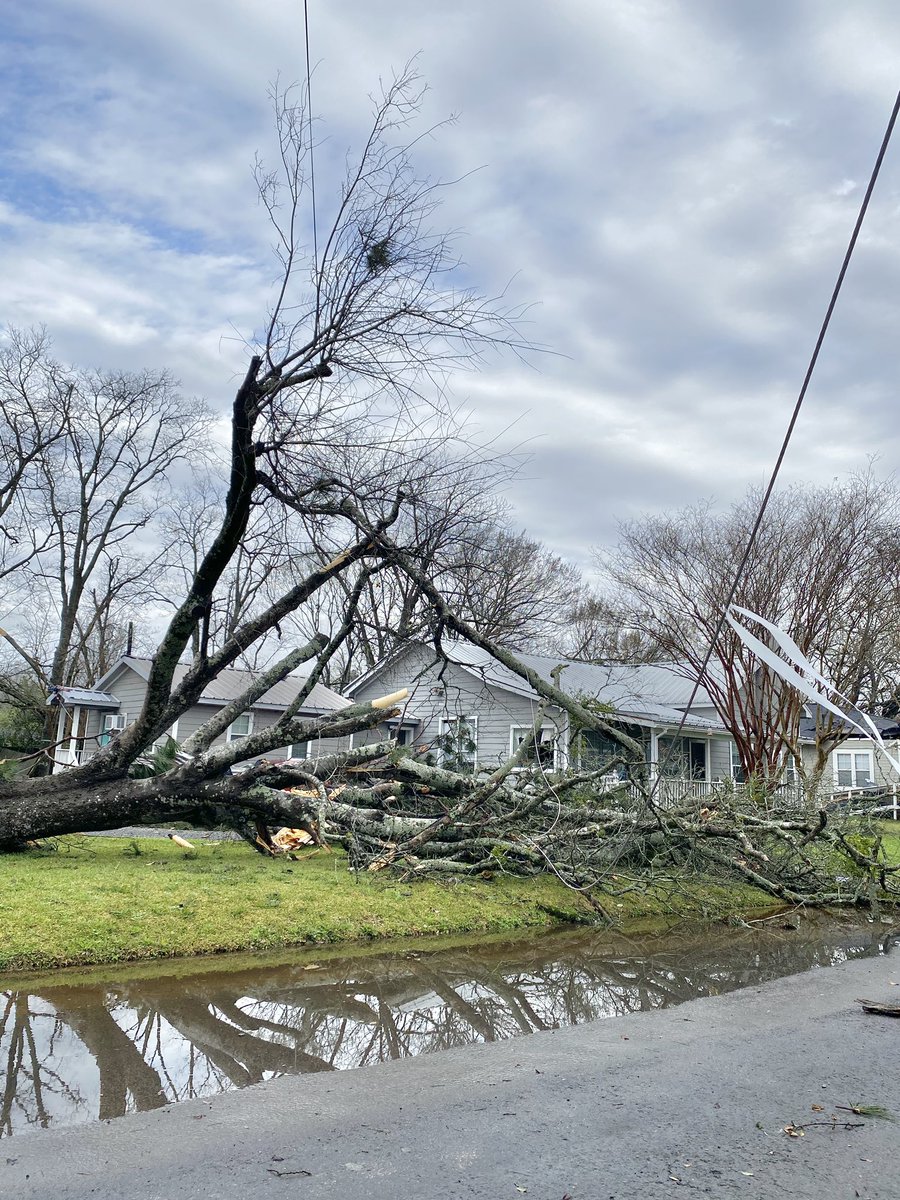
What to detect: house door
<box><xmin>657</xmin><ymin>734</ymin><xmax>708</xmax><ymax>780</ymax></box>
<box><xmin>688</xmin><ymin>739</ymin><xmax>707</xmax><ymax>780</ymax></box>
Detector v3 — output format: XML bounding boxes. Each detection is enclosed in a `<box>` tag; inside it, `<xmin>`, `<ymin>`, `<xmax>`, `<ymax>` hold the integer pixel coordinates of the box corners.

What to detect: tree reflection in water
<box><xmin>2</xmin><ymin>919</ymin><xmax>896</xmax><ymax>1137</ymax></box>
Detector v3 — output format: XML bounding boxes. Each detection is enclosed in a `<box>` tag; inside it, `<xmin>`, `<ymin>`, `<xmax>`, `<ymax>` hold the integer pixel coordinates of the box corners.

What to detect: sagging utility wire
<box><xmin>302</xmin><ymin>0</ymin><xmax>320</xmax><ymax>313</ymax></box>
<box><xmin>650</xmin><ymin>86</ymin><xmax>900</xmax><ymax>795</ymax></box>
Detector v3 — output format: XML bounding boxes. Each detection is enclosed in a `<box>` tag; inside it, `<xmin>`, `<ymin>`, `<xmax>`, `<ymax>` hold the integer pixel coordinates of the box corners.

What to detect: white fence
<box><xmin>611</xmin><ymin>776</ymin><xmax>900</xmax><ymax>818</ymax></box>
<box><xmin>827</xmin><ymin>785</ymin><xmax>900</xmax><ymax>821</ymax></box>
<box><xmin>52</xmin><ymin>746</ymin><xmax>85</xmax><ymax>770</ymax></box>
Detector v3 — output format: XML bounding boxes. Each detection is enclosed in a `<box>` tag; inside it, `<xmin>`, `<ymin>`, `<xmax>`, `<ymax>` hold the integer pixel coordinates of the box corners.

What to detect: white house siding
<box><xmin>826</xmin><ymin>739</ymin><xmax>900</xmax><ymax>790</ymax></box>
<box><xmin>102</xmin><ymin>664</ymin><xmax>148</xmax><ymax>725</ymax></box>
<box><xmin>349</xmin><ymin>643</ymin><xmax>568</xmax><ymax>767</ymax></box>
<box><xmin>708</xmin><ymin>737</ymin><xmax>732</xmax><ymax>781</ymax></box>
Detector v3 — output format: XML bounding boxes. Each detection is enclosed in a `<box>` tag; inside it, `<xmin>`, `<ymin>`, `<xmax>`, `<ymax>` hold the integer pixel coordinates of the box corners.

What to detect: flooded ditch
<box><xmin>1</xmin><ymin>914</ymin><xmax>896</xmax><ymax>1138</ymax></box>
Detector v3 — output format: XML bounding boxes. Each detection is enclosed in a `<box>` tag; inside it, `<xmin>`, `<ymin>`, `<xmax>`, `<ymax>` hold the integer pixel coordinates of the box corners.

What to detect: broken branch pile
<box><xmin>242</xmin><ymin>749</ymin><xmax>900</xmax><ymax>910</ymax></box>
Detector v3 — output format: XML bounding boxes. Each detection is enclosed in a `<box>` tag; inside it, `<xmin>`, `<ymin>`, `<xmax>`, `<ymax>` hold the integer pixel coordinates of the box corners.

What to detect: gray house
<box><xmin>346</xmin><ymin>641</ymin><xmax>737</xmax><ymax>786</ymax></box>
<box><xmin>797</xmin><ymin>710</ymin><xmax>900</xmax><ymax>794</ymax></box>
<box><xmin>48</xmin><ymin>656</ymin><xmax>350</xmax><ymax>772</ymax></box>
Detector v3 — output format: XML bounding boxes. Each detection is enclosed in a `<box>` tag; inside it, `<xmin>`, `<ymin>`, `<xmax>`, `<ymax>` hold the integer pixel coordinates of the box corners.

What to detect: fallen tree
<box><xmin>0</xmin><ymin>67</ymin><xmax>896</xmax><ymax>915</ymax></box>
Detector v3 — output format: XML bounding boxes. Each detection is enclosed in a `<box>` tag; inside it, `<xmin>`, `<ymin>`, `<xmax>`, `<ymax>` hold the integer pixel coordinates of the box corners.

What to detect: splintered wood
<box><xmin>271</xmin><ymin>827</ymin><xmax>315</xmax><ymax>852</ymax></box>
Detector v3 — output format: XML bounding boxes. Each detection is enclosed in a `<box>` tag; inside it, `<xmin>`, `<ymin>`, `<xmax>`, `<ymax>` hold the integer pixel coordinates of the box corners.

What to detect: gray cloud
<box><xmin>2</xmin><ymin>0</ymin><xmax>900</xmax><ymax>575</ymax></box>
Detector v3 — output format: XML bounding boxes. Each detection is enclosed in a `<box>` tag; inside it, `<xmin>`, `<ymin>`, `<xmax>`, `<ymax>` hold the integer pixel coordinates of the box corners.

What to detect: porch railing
<box><xmin>52</xmin><ymin>746</ymin><xmax>84</xmax><ymax>770</ymax></box>
<box><xmin>601</xmin><ymin>775</ymin><xmax>900</xmax><ymax>818</ymax></box>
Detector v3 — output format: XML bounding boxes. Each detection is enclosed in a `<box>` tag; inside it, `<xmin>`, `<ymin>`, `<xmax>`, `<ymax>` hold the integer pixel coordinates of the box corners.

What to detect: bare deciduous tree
<box><xmin>0</xmin><ymin>66</ymin><xmax>536</xmax><ymax>840</ymax></box>
<box><xmin>607</xmin><ymin>475</ymin><xmax>900</xmax><ymax>795</ymax></box>
<box><xmin>0</xmin><ymin>328</ymin><xmax>70</xmax><ymax>584</ymax></box>
<box><xmin>554</xmin><ymin>587</ymin><xmax>665</xmax><ymax>663</ymax></box>
<box><xmin>0</xmin><ymin>345</ymin><xmax>210</xmax><ymax>743</ymax></box>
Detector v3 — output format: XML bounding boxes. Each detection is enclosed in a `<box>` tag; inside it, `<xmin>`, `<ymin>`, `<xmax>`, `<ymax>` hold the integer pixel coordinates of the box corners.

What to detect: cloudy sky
<box><xmin>3</xmin><ymin>0</ymin><xmax>900</xmax><ymax>568</ymax></box>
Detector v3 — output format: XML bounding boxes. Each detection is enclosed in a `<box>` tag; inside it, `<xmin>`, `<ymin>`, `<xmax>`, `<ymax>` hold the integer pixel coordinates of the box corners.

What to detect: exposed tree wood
<box><xmin>857</xmin><ymin>998</ymin><xmax>900</xmax><ymax>1016</ymax></box>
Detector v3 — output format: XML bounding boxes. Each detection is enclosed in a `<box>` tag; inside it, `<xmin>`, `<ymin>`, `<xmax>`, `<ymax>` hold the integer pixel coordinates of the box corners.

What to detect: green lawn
<box><xmin>875</xmin><ymin>821</ymin><xmax>900</xmax><ymax>861</ymax></box>
<box><xmin>0</xmin><ymin>836</ymin><xmax>773</xmax><ymax>973</ymax></box>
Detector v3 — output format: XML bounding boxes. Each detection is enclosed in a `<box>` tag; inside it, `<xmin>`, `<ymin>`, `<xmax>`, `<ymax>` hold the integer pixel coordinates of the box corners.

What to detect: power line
<box><xmin>651</xmin><ymin>86</ymin><xmax>900</xmax><ymax>795</ymax></box>
<box><xmin>302</xmin><ymin>0</ymin><xmax>320</xmax><ymax>320</ymax></box>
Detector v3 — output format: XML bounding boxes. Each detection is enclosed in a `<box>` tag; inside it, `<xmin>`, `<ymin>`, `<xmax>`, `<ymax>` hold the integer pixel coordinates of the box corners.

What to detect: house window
<box><xmin>288</xmin><ymin>742</ymin><xmax>309</xmax><ymax>760</ymax></box>
<box><xmin>99</xmin><ymin>712</ymin><xmax>127</xmax><ymax>747</ymax></box>
<box><xmin>227</xmin><ymin>712</ymin><xmax>254</xmax><ymax>742</ymax></box>
<box><xmin>383</xmin><ymin>723</ymin><xmax>414</xmax><ymax>747</ymax></box>
<box><xmin>835</xmin><ymin>750</ymin><xmax>873</xmax><ymax>788</ymax></box>
<box><xmin>730</xmin><ymin>741</ymin><xmax>745</xmax><ymax>783</ymax></box>
<box><xmin>510</xmin><ymin>725</ymin><xmax>557</xmax><ymax>770</ymax></box>
<box><xmin>438</xmin><ymin>716</ymin><xmax>478</xmax><ymax>773</ymax></box>
<box><xmin>154</xmin><ymin>720</ymin><xmax>179</xmax><ymax>749</ymax></box>
<box><xmin>576</xmin><ymin>729</ymin><xmax>625</xmax><ymax>774</ymax></box>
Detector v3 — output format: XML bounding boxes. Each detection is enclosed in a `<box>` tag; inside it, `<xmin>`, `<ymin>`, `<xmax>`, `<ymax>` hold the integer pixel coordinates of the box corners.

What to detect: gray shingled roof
<box><xmin>798</xmin><ymin>707</ymin><xmax>900</xmax><ymax>741</ymax></box>
<box><xmin>117</xmin><ymin>657</ymin><xmax>350</xmax><ymax>713</ymax></box>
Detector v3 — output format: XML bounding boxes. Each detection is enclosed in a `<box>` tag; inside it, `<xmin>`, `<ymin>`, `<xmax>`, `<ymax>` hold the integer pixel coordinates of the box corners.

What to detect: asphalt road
<box><xmin>5</xmin><ymin>942</ymin><xmax>900</xmax><ymax>1200</ymax></box>
<box><xmin>82</xmin><ymin>827</ymin><xmax>241</xmax><ymax>840</ymax></box>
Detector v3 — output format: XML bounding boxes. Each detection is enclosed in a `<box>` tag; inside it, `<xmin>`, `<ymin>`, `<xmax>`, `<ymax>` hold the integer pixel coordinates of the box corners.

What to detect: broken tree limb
<box><xmin>182</xmin><ymin>636</ymin><xmax>329</xmax><ymax>755</ymax></box>
<box><xmin>857</xmin><ymin>999</ymin><xmax>900</xmax><ymax>1016</ymax></box>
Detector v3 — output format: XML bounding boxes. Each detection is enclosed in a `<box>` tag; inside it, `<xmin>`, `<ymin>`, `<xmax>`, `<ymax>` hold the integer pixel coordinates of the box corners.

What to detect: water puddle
<box><xmin>1</xmin><ymin>915</ymin><xmax>895</xmax><ymax>1138</ymax></box>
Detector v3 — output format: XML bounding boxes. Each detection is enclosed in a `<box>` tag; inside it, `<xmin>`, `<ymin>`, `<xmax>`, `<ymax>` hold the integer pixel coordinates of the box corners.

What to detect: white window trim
<box><xmin>729</xmin><ymin>740</ymin><xmax>743</xmax><ymax>780</ymax></box>
<box><xmin>288</xmin><ymin>742</ymin><xmax>310</xmax><ymax>760</ymax></box>
<box><xmin>226</xmin><ymin>711</ymin><xmax>255</xmax><ymax>742</ymax></box>
<box><xmin>509</xmin><ymin>724</ymin><xmax>559</xmax><ymax>770</ymax></box>
<box><xmin>385</xmin><ymin>721</ymin><xmax>415</xmax><ymax>747</ymax></box>
<box><xmin>439</xmin><ymin>715</ymin><xmax>478</xmax><ymax>770</ymax></box>
<box><xmin>99</xmin><ymin>712</ymin><xmax>127</xmax><ymax>750</ymax></box>
<box><xmin>834</xmin><ymin>747</ymin><xmax>874</xmax><ymax>789</ymax></box>
<box><xmin>154</xmin><ymin>719</ymin><xmax>179</xmax><ymax>749</ymax></box>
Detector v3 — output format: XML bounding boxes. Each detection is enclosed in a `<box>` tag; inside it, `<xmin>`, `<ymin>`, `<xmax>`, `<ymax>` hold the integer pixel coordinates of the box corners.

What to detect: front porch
<box><xmin>46</xmin><ymin>686</ymin><xmax>120</xmax><ymax>772</ymax></box>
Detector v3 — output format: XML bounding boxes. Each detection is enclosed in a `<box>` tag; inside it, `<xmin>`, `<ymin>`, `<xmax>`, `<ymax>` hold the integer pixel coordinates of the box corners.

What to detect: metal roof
<box><xmin>46</xmin><ymin>686</ymin><xmax>120</xmax><ymax>709</ymax></box>
<box><xmin>351</xmin><ymin>641</ymin><xmax>726</xmax><ymax>733</ymax></box>
<box><xmin>99</xmin><ymin>657</ymin><xmax>350</xmax><ymax>713</ymax></box>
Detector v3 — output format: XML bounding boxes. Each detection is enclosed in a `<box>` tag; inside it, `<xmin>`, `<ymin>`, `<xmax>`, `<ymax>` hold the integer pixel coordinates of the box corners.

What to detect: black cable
<box><xmin>302</xmin><ymin>0</ymin><xmax>320</xmax><ymax>314</ymax></box>
<box><xmin>650</xmin><ymin>86</ymin><xmax>900</xmax><ymax>796</ymax></box>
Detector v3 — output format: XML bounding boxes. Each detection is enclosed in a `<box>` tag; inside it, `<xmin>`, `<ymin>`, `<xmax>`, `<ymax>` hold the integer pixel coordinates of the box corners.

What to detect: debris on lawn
<box><xmin>271</xmin><ymin>827</ymin><xmax>315</xmax><ymax>852</ymax></box>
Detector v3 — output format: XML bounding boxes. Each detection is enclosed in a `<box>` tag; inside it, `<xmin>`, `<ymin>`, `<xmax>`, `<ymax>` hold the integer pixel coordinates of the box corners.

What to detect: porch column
<box><xmin>68</xmin><ymin>706</ymin><xmax>81</xmax><ymax>765</ymax></box>
<box><xmin>52</xmin><ymin>706</ymin><xmax>67</xmax><ymax>774</ymax></box>
<box><xmin>557</xmin><ymin>713</ymin><xmax>570</xmax><ymax>770</ymax></box>
<box><xmin>649</xmin><ymin>730</ymin><xmax>659</xmax><ymax>779</ymax></box>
